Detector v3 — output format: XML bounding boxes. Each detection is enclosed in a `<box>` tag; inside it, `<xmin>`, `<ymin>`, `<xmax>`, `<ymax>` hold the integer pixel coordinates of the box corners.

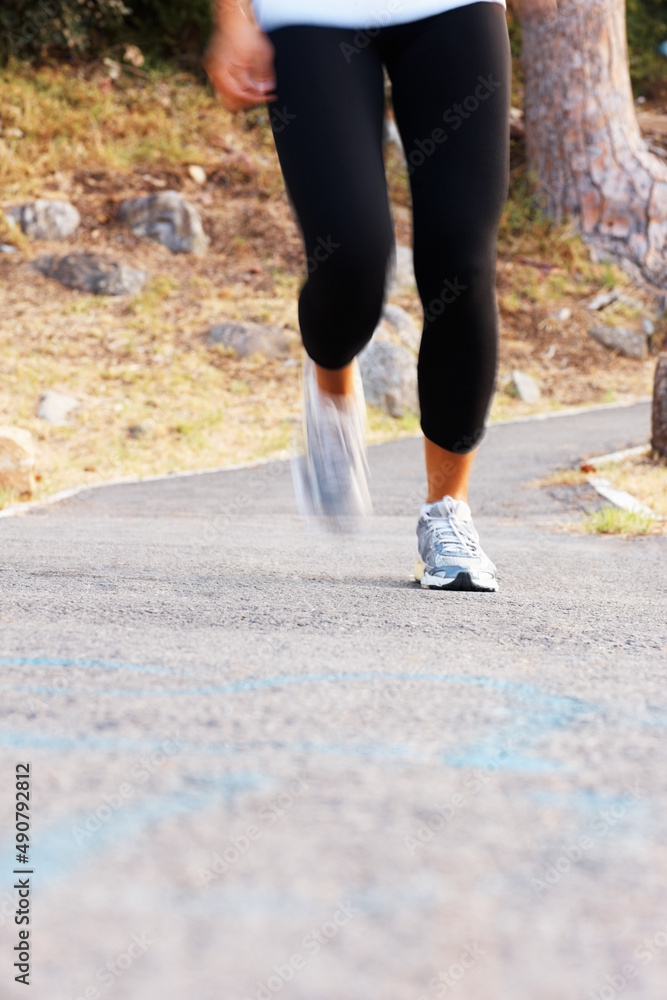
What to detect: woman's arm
<box><xmin>204</xmin><ymin>0</ymin><xmax>277</xmax><ymax>112</ymax></box>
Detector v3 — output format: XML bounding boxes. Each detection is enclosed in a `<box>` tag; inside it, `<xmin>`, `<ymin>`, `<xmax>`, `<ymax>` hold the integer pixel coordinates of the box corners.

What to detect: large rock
<box><xmin>511</xmin><ymin>370</ymin><xmax>541</xmax><ymax>404</ymax></box>
<box><xmin>37</xmin><ymin>391</ymin><xmax>80</xmax><ymax>426</ymax></box>
<box><xmin>381</xmin><ymin>303</ymin><xmax>421</xmax><ymax>352</ymax></box>
<box><xmin>5</xmin><ymin>199</ymin><xmax>80</xmax><ymax>240</ymax></box>
<box><xmin>390</xmin><ymin>244</ymin><xmax>416</xmax><ymax>292</ymax></box>
<box><xmin>209</xmin><ymin>321</ymin><xmax>293</xmax><ymax>358</ymax></box>
<box><xmin>358</xmin><ymin>304</ymin><xmax>420</xmax><ymax>417</ymax></box>
<box><xmin>34</xmin><ymin>253</ymin><xmax>147</xmax><ymax>295</ymax></box>
<box><xmin>588</xmin><ymin>325</ymin><xmax>649</xmax><ymax>360</ymax></box>
<box><xmin>118</xmin><ymin>191</ymin><xmax>209</xmax><ymax>254</ymax></box>
<box><xmin>0</xmin><ymin>427</ymin><xmax>35</xmax><ymax>496</ymax></box>
<box><xmin>359</xmin><ymin>341</ymin><xmax>418</xmax><ymax>417</ymax></box>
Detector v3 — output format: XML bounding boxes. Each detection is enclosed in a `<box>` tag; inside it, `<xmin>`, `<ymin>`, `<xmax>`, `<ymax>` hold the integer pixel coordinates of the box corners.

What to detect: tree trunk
<box><xmin>522</xmin><ymin>0</ymin><xmax>667</xmax><ymax>286</ymax></box>
<box><xmin>652</xmin><ymin>354</ymin><xmax>667</xmax><ymax>459</ymax></box>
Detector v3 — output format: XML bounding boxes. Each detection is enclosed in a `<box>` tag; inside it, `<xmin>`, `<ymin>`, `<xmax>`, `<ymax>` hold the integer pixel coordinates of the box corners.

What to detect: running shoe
<box><xmin>291</xmin><ymin>354</ymin><xmax>372</xmax><ymax>530</ymax></box>
<box><xmin>414</xmin><ymin>496</ymin><xmax>498</xmax><ymax>591</ymax></box>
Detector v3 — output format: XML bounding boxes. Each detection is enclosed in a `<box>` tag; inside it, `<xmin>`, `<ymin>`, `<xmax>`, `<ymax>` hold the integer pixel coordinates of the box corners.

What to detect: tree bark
<box><xmin>522</xmin><ymin>0</ymin><xmax>667</xmax><ymax>285</ymax></box>
<box><xmin>652</xmin><ymin>354</ymin><xmax>667</xmax><ymax>459</ymax></box>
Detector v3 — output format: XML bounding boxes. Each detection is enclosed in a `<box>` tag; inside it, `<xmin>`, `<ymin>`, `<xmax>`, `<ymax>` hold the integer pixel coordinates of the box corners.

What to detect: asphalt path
<box><xmin>0</xmin><ymin>400</ymin><xmax>666</xmax><ymax>1000</ymax></box>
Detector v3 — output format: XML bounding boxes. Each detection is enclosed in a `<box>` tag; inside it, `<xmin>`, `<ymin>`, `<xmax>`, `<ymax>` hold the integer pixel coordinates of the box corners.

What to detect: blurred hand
<box><xmin>520</xmin><ymin>0</ymin><xmax>558</xmax><ymax>19</ymax></box>
<box><xmin>204</xmin><ymin>18</ymin><xmax>276</xmax><ymax>112</ymax></box>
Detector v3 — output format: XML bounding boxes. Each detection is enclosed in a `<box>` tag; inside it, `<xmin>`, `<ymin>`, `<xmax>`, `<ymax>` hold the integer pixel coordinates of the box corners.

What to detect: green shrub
<box><xmin>0</xmin><ymin>0</ymin><xmax>131</xmax><ymax>62</ymax></box>
<box><xmin>626</xmin><ymin>0</ymin><xmax>667</xmax><ymax>94</ymax></box>
<box><xmin>0</xmin><ymin>0</ymin><xmax>214</xmax><ymax>64</ymax></box>
<box><xmin>124</xmin><ymin>0</ymin><xmax>213</xmax><ymax>63</ymax></box>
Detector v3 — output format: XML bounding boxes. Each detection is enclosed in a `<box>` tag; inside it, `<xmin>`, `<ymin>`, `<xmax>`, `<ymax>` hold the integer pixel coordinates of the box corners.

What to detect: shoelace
<box><xmin>424</xmin><ymin>507</ymin><xmax>482</xmax><ymax>558</ymax></box>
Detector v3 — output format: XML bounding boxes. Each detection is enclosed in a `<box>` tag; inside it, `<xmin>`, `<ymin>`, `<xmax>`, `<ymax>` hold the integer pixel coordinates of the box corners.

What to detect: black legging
<box><xmin>268</xmin><ymin>2</ymin><xmax>511</xmax><ymax>453</ymax></box>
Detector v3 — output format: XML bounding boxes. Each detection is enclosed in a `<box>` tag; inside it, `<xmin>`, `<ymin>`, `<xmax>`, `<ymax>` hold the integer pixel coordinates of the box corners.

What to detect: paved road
<box><xmin>1</xmin><ymin>401</ymin><xmax>666</xmax><ymax>1000</ymax></box>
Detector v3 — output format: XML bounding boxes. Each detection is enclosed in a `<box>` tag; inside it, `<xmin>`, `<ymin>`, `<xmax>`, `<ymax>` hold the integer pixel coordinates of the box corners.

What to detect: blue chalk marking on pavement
<box><xmin>6</xmin><ymin>669</ymin><xmax>594</xmax><ymax>710</ymax></box>
<box><xmin>1</xmin><ymin>669</ymin><xmax>596</xmax><ymax>776</ymax></box>
<box><xmin>0</xmin><ymin>655</ymin><xmax>184</xmax><ymax>675</ymax></box>
<box><xmin>0</xmin><ymin>772</ymin><xmax>269</xmax><ymax>889</ymax></box>
<box><xmin>5</xmin><ymin>670</ymin><xmax>596</xmax><ymax>771</ymax></box>
<box><xmin>0</xmin><ymin>730</ymin><xmax>193</xmax><ymax>753</ymax></box>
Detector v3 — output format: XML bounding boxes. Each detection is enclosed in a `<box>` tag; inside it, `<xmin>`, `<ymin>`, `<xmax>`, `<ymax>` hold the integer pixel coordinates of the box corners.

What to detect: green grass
<box><xmin>584</xmin><ymin>505</ymin><xmax>655</xmax><ymax>536</ymax></box>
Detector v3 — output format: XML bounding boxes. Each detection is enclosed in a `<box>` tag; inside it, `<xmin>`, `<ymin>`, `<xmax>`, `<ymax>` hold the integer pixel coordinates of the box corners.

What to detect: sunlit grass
<box><xmin>584</xmin><ymin>505</ymin><xmax>655</xmax><ymax>535</ymax></box>
<box><xmin>0</xmin><ymin>60</ymin><xmax>276</xmax><ymax>196</ymax></box>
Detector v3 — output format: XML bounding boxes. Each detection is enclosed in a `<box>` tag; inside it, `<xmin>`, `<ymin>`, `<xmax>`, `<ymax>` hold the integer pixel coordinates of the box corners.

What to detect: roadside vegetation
<box><xmin>0</xmin><ymin>3</ymin><xmax>666</xmax><ymax>510</ymax></box>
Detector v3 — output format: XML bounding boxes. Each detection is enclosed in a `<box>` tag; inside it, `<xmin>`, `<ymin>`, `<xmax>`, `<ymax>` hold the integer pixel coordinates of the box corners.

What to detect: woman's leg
<box><xmin>382</xmin><ymin>3</ymin><xmax>511</xmax><ymax>499</ymax></box>
<box><xmin>267</xmin><ymin>25</ymin><xmax>394</xmax><ymax>376</ymax></box>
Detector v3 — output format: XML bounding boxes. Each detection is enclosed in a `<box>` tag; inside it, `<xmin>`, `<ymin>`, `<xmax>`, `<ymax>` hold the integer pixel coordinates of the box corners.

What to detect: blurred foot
<box><xmin>291</xmin><ymin>354</ymin><xmax>372</xmax><ymax>531</ymax></box>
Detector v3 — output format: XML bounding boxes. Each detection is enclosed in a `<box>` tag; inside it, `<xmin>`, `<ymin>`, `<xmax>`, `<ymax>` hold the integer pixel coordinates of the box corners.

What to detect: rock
<box><xmin>553</xmin><ymin>307</ymin><xmax>571</xmax><ymax>321</ymax></box>
<box><xmin>0</xmin><ymin>427</ymin><xmax>35</xmax><ymax>495</ymax></box>
<box><xmin>127</xmin><ymin>419</ymin><xmax>155</xmax><ymax>439</ymax></box>
<box><xmin>356</xmin><ymin>305</ymin><xmax>420</xmax><ymax>416</ymax></box>
<box><xmin>5</xmin><ymin>199</ymin><xmax>80</xmax><ymax>240</ymax></box>
<box><xmin>359</xmin><ymin>340</ymin><xmax>418</xmax><ymax>417</ymax></box>
<box><xmin>643</xmin><ymin>318</ymin><xmax>655</xmax><ymax>335</ymax></box>
<box><xmin>383</xmin><ymin>117</ymin><xmax>405</xmax><ymax>158</ymax></box>
<box><xmin>123</xmin><ymin>44</ymin><xmax>144</xmax><ymax>68</ymax></box>
<box><xmin>588</xmin><ymin>325</ymin><xmax>649</xmax><ymax>360</ymax></box>
<box><xmin>509</xmin><ymin>106</ymin><xmax>525</xmax><ymax>139</ymax></box>
<box><xmin>381</xmin><ymin>303</ymin><xmax>421</xmax><ymax>352</ymax></box>
<box><xmin>208</xmin><ymin>321</ymin><xmax>293</xmax><ymax>358</ymax></box>
<box><xmin>511</xmin><ymin>370</ymin><xmax>541</xmax><ymax>404</ymax></box>
<box><xmin>103</xmin><ymin>57</ymin><xmax>121</xmax><ymax>80</ymax></box>
<box><xmin>588</xmin><ymin>289</ymin><xmax>645</xmax><ymax>313</ymax></box>
<box><xmin>391</xmin><ymin>244</ymin><xmax>416</xmax><ymax>291</ymax></box>
<box><xmin>34</xmin><ymin>253</ymin><xmax>147</xmax><ymax>295</ymax></box>
<box><xmin>118</xmin><ymin>190</ymin><xmax>209</xmax><ymax>254</ymax></box>
<box><xmin>188</xmin><ymin>165</ymin><xmax>207</xmax><ymax>185</ymax></box>
<box><xmin>588</xmin><ymin>291</ymin><xmax>618</xmax><ymax>311</ymax></box>
<box><xmin>37</xmin><ymin>391</ymin><xmax>80</xmax><ymax>426</ymax></box>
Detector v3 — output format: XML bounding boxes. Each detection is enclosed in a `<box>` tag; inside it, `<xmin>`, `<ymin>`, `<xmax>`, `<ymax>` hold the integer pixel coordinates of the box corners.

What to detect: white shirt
<box><xmin>252</xmin><ymin>0</ymin><xmax>506</xmax><ymax>32</ymax></box>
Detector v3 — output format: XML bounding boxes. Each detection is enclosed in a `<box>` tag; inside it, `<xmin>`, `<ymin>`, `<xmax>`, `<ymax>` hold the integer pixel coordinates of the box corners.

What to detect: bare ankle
<box><xmin>315</xmin><ymin>361</ymin><xmax>355</xmax><ymax>396</ymax></box>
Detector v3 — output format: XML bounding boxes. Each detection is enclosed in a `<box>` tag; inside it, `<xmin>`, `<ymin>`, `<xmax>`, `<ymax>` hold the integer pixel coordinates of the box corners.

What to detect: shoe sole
<box><xmin>414</xmin><ymin>558</ymin><xmax>498</xmax><ymax>593</ymax></box>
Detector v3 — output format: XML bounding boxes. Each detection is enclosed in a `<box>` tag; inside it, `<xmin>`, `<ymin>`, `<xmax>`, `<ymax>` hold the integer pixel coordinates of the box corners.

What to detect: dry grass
<box><xmin>0</xmin><ymin>60</ymin><xmax>661</xmax><ymax>509</ymax></box>
<box><xmin>535</xmin><ymin>450</ymin><xmax>667</xmax><ymax>535</ymax></box>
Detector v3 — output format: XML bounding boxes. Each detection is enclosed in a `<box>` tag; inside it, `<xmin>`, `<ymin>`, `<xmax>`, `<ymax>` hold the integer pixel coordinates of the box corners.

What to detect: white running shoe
<box><xmin>291</xmin><ymin>354</ymin><xmax>372</xmax><ymax>530</ymax></box>
<box><xmin>414</xmin><ymin>496</ymin><xmax>498</xmax><ymax>591</ymax></box>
